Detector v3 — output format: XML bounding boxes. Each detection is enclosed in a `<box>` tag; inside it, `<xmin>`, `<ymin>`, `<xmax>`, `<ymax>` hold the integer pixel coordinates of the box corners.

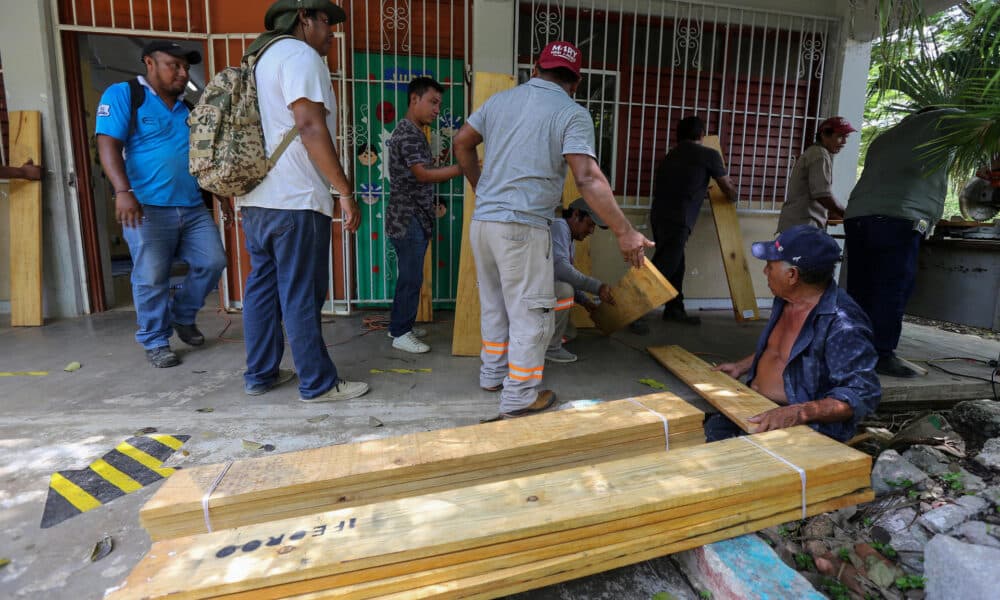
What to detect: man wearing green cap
<box><xmin>237</xmin><ymin>0</ymin><xmax>368</xmax><ymax>403</ymax></box>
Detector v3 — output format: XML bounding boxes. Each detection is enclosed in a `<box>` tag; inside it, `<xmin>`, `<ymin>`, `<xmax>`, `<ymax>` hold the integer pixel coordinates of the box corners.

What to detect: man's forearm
<box><xmin>815</xmin><ymin>194</ymin><xmax>843</xmax><ymax>213</ymax></box>
<box><xmin>454</xmin><ymin>145</ymin><xmax>480</xmax><ymax>189</ymax></box>
<box><xmin>97</xmin><ymin>136</ymin><xmax>132</xmax><ymax>193</ymax></box>
<box><xmin>800</xmin><ymin>397</ymin><xmax>854</xmax><ymax>423</ymax></box>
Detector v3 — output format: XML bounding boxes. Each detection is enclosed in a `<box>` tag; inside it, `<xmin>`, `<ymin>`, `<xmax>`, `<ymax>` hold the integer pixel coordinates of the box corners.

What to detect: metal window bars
<box><xmin>515</xmin><ymin>0</ymin><xmax>834</xmax><ymax>213</ymax></box>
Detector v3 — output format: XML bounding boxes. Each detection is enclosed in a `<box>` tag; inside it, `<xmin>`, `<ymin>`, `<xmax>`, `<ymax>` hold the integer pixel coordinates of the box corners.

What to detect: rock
<box><xmin>903</xmin><ymin>445</ymin><xmax>951</xmax><ymax>476</ymax></box>
<box><xmin>955</xmin><ymin>521</ymin><xmax>1000</xmax><ymax>548</ymax></box>
<box><xmin>872</xmin><ymin>507</ymin><xmax>932</xmax><ymax>573</ymax></box>
<box><xmin>973</xmin><ymin>438</ymin><xmax>1000</xmax><ymax>471</ymax></box>
<box><xmin>871</xmin><ymin>450</ymin><xmax>930</xmax><ymax>496</ymax></box>
<box><xmin>955</xmin><ymin>468</ymin><xmax>987</xmax><ymax>493</ymax></box>
<box><xmin>918</xmin><ymin>495</ymin><xmax>989</xmax><ymax>534</ymax></box>
<box><xmin>981</xmin><ymin>485</ymin><xmax>1000</xmax><ymax>507</ymax></box>
<box><xmin>950</xmin><ymin>400</ymin><xmax>1000</xmax><ymax>445</ymax></box>
<box><xmin>924</xmin><ymin>534</ymin><xmax>1000</xmax><ymax>600</ymax></box>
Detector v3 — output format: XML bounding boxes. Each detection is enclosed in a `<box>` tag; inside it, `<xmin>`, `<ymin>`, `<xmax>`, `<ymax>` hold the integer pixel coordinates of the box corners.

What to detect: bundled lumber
<box><xmin>590</xmin><ymin>260</ymin><xmax>677</xmax><ymax>334</ymax></box>
<box><xmin>141</xmin><ymin>393</ymin><xmax>703</xmax><ymax>540</ymax></box>
<box><xmin>648</xmin><ymin>345</ymin><xmax>778</xmax><ymax>432</ymax></box>
<box><xmin>109</xmin><ymin>426</ymin><xmax>872</xmax><ymax>600</ymax></box>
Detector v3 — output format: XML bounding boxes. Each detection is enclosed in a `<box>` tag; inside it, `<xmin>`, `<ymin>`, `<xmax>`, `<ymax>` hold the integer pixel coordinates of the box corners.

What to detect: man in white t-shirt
<box><xmin>236</xmin><ymin>0</ymin><xmax>368</xmax><ymax>402</ymax></box>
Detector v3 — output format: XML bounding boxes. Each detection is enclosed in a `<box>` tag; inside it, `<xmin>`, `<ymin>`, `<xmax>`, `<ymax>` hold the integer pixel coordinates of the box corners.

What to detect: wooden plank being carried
<box><xmin>451</xmin><ymin>73</ymin><xmax>516</xmax><ymax>356</ymax></box>
<box><xmin>109</xmin><ymin>427</ymin><xmax>872</xmax><ymax>600</ymax></box>
<box><xmin>140</xmin><ymin>393</ymin><xmax>702</xmax><ymax>540</ymax></box>
<box><xmin>9</xmin><ymin>111</ymin><xmax>43</xmax><ymax>327</ymax></box>
<box><xmin>648</xmin><ymin>345</ymin><xmax>778</xmax><ymax>432</ymax></box>
<box><xmin>590</xmin><ymin>261</ymin><xmax>677</xmax><ymax>334</ymax></box>
<box><xmin>703</xmin><ymin>135</ymin><xmax>759</xmax><ymax>322</ymax></box>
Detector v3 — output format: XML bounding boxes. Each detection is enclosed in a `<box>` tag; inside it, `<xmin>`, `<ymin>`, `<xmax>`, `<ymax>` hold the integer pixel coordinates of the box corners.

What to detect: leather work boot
<box><xmin>502</xmin><ymin>390</ymin><xmax>557</xmax><ymax>419</ymax></box>
<box><xmin>173</xmin><ymin>322</ymin><xmax>206</xmax><ymax>346</ymax></box>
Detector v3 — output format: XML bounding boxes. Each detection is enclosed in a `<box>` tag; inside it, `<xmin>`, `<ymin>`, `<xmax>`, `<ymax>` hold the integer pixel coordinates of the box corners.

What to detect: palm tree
<box><xmin>867</xmin><ymin>1</ymin><xmax>1000</xmax><ymax>186</ymax></box>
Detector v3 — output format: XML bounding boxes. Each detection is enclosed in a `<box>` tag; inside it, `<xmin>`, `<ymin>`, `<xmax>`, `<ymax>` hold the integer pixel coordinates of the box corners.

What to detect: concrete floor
<box><xmin>1</xmin><ymin>300</ymin><xmax>997</xmax><ymax>599</ymax></box>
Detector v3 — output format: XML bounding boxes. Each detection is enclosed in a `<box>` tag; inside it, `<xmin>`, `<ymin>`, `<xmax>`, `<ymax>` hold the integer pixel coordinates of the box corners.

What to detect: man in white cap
<box><xmin>454</xmin><ymin>41</ymin><xmax>653</xmax><ymax>419</ymax></box>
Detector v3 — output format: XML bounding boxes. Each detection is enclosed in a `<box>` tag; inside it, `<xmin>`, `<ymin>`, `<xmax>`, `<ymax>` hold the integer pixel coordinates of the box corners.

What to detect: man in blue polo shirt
<box><xmin>96</xmin><ymin>41</ymin><xmax>227</xmax><ymax>368</ymax></box>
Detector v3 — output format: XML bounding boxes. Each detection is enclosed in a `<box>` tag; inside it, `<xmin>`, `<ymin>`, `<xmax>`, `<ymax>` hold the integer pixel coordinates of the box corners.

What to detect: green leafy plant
<box><xmin>895</xmin><ymin>575</ymin><xmax>927</xmax><ymax>591</ymax></box>
<box><xmin>837</xmin><ymin>547</ymin><xmax>851</xmax><ymax>561</ymax></box>
<box><xmin>940</xmin><ymin>471</ymin><xmax>965</xmax><ymax>491</ymax></box>
<box><xmin>698</xmin><ymin>590</ymin><xmax>713</xmax><ymax>600</ymax></box>
<box><xmin>863</xmin><ymin>516</ymin><xmax>874</xmax><ymax>527</ymax></box>
<box><xmin>794</xmin><ymin>552</ymin><xmax>816</xmax><ymax>571</ymax></box>
<box><xmin>872</xmin><ymin>541</ymin><xmax>898</xmax><ymax>559</ymax></box>
<box><xmin>651</xmin><ymin>593</ymin><xmax>675</xmax><ymax>600</ymax></box>
<box><xmin>908</xmin><ymin>489</ymin><xmax>922</xmax><ymax>499</ymax></box>
<box><xmin>822</xmin><ymin>578</ymin><xmax>851</xmax><ymax>600</ymax></box>
<box><xmin>885</xmin><ymin>478</ymin><xmax>915</xmax><ymax>489</ymax></box>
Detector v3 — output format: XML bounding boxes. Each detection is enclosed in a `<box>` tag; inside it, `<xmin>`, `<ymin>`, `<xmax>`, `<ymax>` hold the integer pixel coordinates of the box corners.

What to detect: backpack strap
<box><xmin>267</xmin><ymin>128</ymin><xmax>299</xmax><ymax>168</ymax></box>
<box><xmin>127</xmin><ymin>78</ymin><xmax>144</xmax><ymax>138</ymax></box>
<box><xmin>248</xmin><ymin>35</ymin><xmax>300</xmax><ymax>168</ymax></box>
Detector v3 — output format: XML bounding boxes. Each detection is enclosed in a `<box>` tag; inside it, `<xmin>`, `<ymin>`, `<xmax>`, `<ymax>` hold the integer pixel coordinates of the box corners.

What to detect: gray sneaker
<box><xmin>146</xmin><ymin>346</ymin><xmax>180</xmax><ymax>368</ymax></box>
<box><xmin>245</xmin><ymin>368</ymin><xmax>297</xmax><ymax>396</ymax></box>
<box><xmin>300</xmin><ymin>379</ymin><xmax>370</xmax><ymax>403</ymax></box>
<box><xmin>545</xmin><ymin>347</ymin><xmax>578</xmax><ymax>363</ymax></box>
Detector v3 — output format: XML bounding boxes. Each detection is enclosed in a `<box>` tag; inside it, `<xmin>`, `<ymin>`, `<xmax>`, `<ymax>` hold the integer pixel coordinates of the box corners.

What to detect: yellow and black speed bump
<box><xmin>40</xmin><ymin>433</ymin><xmax>189</xmax><ymax>528</ymax></box>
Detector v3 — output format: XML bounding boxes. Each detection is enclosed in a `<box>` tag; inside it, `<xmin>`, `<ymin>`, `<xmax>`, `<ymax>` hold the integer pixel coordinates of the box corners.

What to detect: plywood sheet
<box><xmin>590</xmin><ymin>261</ymin><xmax>677</xmax><ymax>334</ymax></box>
<box><xmin>451</xmin><ymin>73</ymin><xmax>516</xmax><ymax>356</ymax></box>
<box><xmin>647</xmin><ymin>345</ymin><xmax>778</xmax><ymax>432</ymax></box>
<box><xmin>9</xmin><ymin>111</ymin><xmax>43</xmax><ymax>326</ymax></box>
<box><xmin>703</xmin><ymin>136</ymin><xmax>759</xmax><ymax>322</ymax></box>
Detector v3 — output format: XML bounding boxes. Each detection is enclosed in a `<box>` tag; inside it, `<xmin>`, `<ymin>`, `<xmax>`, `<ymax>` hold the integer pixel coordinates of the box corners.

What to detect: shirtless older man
<box><xmin>708</xmin><ymin>225</ymin><xmax>881</xmax><ymax>442</ymax></box>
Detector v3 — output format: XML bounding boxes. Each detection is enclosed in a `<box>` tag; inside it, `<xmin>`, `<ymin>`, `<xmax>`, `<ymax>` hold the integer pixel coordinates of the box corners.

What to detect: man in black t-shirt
<box><xmin>651</xmin><ymin>116</ymin><xmax>737</xmax><ymax>324</ymax></box>
<box><xmin>385</xmin><ymin>77</ymin><xmax>463</xmax><ymax>353</ymax></box>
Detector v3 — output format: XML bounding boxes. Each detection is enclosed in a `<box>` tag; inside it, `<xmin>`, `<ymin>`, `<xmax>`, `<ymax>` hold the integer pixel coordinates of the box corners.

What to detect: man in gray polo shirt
<box><xmin>454</xmin><ymin>41</ymin><xmax>652</xmax><ymax>419</ymax></box>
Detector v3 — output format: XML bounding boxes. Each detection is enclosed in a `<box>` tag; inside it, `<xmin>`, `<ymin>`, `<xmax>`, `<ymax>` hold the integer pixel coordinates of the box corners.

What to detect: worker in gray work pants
<box><xmin>454</xmin><ymin>41</ymin><xmax>652</xmax><ymax>420</ymax></box>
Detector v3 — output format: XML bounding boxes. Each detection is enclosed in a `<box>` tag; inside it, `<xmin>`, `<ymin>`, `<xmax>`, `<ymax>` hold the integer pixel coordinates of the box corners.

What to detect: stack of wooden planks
<box><xmin>141</xmin><ymin>393</ymin><xmax>704</xmax><ymax>540</ymax></box>
<box><xmin>109</xmin><ymin>426</ymin><xmax>872</xmax><ymax>600</ymax></box>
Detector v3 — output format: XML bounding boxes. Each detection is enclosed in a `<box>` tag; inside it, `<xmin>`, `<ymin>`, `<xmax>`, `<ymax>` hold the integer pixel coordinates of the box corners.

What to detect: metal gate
<box><xmin>53</xmin><ymin>0</ymin><xmax>470</xmax><ymax>314</ymax></box>
<box><xmin>515</xmin><ymin>0</ymin><xmax>835</xmax><ymax>213</ymax></box>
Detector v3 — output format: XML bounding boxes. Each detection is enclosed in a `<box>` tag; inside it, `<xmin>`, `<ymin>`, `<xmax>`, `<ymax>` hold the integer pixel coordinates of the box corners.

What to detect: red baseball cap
<box><xmin>537</xmin><ymin>41</ymin><xmax>583</xmax><ymax>78</ymax></box>
<box><xmin>817</xmin><ymin>116</ymin><xmax>857</xmax><ymax>136</ymax></box>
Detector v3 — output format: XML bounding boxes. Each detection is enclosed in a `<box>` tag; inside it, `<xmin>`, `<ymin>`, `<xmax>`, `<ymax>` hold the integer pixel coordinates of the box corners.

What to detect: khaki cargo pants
<box><xmin>470</xmin><ymin>220</ymin><xmax>555</xmax><ymax>413</ymax></box>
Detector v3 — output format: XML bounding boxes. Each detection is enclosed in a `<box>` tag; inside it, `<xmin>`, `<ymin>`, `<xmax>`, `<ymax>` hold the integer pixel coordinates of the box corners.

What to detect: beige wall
<box><xmin>587</xmin><ymin>204</ymin><xmax>780</xmax><ymax>308</ymax></box>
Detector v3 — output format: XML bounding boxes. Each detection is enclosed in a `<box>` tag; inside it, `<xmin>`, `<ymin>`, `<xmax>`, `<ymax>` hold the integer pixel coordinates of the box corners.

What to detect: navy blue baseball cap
<box><xmin>751</xmin><ymin>225</ymin><xmax>842</xmax><ymax>271</ymax></box>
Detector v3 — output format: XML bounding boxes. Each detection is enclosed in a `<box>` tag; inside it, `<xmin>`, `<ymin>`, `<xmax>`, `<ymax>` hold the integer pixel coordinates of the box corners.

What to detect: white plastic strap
<box><xmin>742</xmin><ymin>436</ymin><xmax>807</xmax><ymax>519</ymax></box>
<box><xmin>202</xmin><ymin>461</ymin><xmax>233</xmax><ymax>533</ymax></box>
<box><xmin>626</xmin><ymin>398</ymin><xmax>670</xmax><ymax>451</ymax></box>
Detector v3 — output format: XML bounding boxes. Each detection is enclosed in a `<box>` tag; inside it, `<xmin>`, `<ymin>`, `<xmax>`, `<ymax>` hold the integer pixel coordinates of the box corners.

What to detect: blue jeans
<box><xmin>389</xmin><ymin>216</ymin><xmax>430</xmax><ymax>338</ymax></box>
<box><xmin>704</xmin><ymin>413</ymin><xmax>748</xmax><ymax>442</ymax></box>
<box><xmin>844</xmin><ymin>215</ymin><xmax>922</xmax><ymax>357</ymax></box>
<box><xmin>240</xmin><ymin>207</ymin><xmax>339</xmax><ymax>399</ymax></box>
<box><xmin>122</xmin><ymin>204</ymin><xmax>226</xmax><ymax>350</ymax></box>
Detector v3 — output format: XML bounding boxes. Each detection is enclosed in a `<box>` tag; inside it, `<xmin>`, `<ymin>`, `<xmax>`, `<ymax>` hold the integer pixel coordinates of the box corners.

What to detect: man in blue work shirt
<box><xmin>96</xmin><ymin>41</ymin><xmax>227</xmax><ymax>368</ymax></box>
<box><xmin>709</xmin><ymin>226</ymin><xmax>881</xmax><ymax>442</ymax></box>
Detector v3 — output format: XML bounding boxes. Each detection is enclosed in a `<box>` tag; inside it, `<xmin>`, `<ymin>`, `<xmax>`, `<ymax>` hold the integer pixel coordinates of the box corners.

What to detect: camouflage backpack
<box><xmin>188</xmin><ymin>36</ymin><xmax>298</xmax><ymax>197</ymax></box>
